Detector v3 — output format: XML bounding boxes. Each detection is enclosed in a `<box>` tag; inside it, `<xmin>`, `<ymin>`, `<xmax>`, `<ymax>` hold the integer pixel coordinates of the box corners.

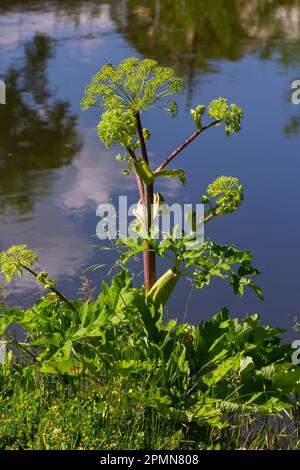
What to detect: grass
<box><xmin>1</xmin><ymin>375</ymin><xmax>299</xmax><ymax>450</ymax></box>
<box><xmin>0</xmin><ymin>377</ymin><xmax>186</xmax><ymax>450</ymax></box>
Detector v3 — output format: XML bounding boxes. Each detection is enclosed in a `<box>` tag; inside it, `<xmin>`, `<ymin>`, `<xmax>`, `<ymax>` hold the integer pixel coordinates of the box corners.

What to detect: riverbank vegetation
<box><xmin>1</xmin><ymin>58</ymin><xmax>299</xmax><ymax>450</ymax></box>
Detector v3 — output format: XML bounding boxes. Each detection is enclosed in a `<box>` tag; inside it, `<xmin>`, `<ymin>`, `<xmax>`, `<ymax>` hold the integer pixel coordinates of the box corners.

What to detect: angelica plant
<box><xmin>81</xmin><ymin>57</ymin><xmax>257</xmax><ymax>309</ymax></box>
<box><xmin>82</xmin><ymin>57</ymin><xmax>248</xmax><ymax>304</ymax></box>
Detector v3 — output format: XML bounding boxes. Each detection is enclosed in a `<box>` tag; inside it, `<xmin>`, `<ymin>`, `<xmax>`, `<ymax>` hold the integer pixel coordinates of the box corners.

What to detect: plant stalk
<box><xmin>135</xmin><ymin>112</ymin><xmax>156</xmax><ymax>291</ymax></box>
<box><xmin>155</xmin><ymin>120</ymin><xmax>221</xmax><ymax>172</ymax></box>
<box><xmin>20</xmin><ymin>263</ymin><xmax>76</xmax><ymax>312</ymax></box>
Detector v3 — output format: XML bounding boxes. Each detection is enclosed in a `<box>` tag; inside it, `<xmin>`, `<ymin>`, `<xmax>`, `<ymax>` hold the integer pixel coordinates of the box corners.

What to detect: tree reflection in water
<box><xmin>110</xmin><ymin>0</ymin><xmax>300</xmax><ymax>104</ymax></box>
<box><xmin>0</xmin><ymin>34</ymin><xmax>81</xmax><ymax>215</ymax></box>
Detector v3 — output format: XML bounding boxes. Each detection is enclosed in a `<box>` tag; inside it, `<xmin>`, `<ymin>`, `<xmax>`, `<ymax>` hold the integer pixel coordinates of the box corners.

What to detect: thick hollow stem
<box><xmin>135</xmin><ymin>171</ymin><xmax>145</xmax><ymax>204</ymax></box>
<box><xmin>135</xmin><ymin>112</ymin><xmax>156</xmax><ymax>291</ymax></box>
<box><xmin>125</xmin><ymin>146</ymin><xmax>145</xmax><ymax>203</ymax></box>
<box><xmin>145</xmin><ymin>181</ymin><xmax>156</xmax><ymax>291</ymax></box>
<box><xmin>143</xmin><ymin>247</ymin><xmax>156</xmax><ymax>293</ymax></box>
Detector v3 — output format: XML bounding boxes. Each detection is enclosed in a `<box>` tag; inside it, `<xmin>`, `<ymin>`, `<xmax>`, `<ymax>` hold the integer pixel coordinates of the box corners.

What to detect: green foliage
<box><xmin>0</xmin><ymin>272</ymin><xmax>298</xmax><ymax>445</ymax></box>
<box><xmin>182</xmin><ymin>241</ymin><xmax>263</xmax><ymax>300</ymax></box>
<box><xmin>0</xmin><ymin>380</ymin><xmax>184</xmax><ymax>450</ymax></box>
<box><xmin>153</xmin><ymin>168</ymin><xmax>186</xmax><ymax>185</ymax></box>
<box><xmin>133</xmin><ymin>161</ymin><xmax>186</xmax><ymax>187</ymax></box>
<box><xmin>0</xmin><ymin>245</ymin><xmax>38</xmax><ymax>281</ymax></box>
<box><xmin>118</xmin><ymin>234</ymin><xmax>263</xmax><ymax>304</ymax></box>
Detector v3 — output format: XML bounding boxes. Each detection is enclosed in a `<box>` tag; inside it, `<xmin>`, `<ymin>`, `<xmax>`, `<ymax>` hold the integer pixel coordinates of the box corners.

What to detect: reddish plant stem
<box><xmin>135</xmin><ymin>172</ymin><xmax>145</xmax><ymax>204</ymax></box>
<box><xmin>135</xmin><ymin>112</ymin><xmax>156</xmax><ymax>291</ymax></box>
<box><xmin>155</xmin><ymin>120</ymin><xmax>220</xmax><ymax>172</ymax></box>
<box><xmin>125</xmin><ymin>146</ymin><xmax>145</xmax><ymax>203</ymax></box>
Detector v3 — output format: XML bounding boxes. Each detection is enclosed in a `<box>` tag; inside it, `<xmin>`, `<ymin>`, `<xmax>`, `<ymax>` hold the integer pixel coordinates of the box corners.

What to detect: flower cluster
<box><xmin>97</xmin><ymin>109</ymin><xmax>136</xmax><ymax>149</ymax></box>
<box><xmin>0</xmin><ymin>245</ymin><xmax>38</xmax><ymax>281</ymax></box>
<box><xmin>82</xmin><ymin>57</ymin><xmax>184</xmax><ymax>150</ymax></box>
<box><xmin>206</xmin><ymin>176</ymin><xmax>244</xmax><ymax>215</ymax></box>
<box><xmin>208</xmin><ymin>98</ymin><xmax>244</xmax><ymax>135</ymax></box>
<box><xmin>81</xmin><ymin>57</ymin><xmax>184</xmax><ymax>114</ymax></box>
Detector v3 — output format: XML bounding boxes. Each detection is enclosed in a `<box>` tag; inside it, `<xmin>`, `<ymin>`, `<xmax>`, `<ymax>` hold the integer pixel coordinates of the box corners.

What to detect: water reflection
<box><xmin>112</xmin><ymin>0</ymin><xmax>300</xmax><ymax>66</ymax></box>
<box><xmin>284</xmin><ymin>115</ymin><xmax>300</xmax><ymax>136</ymax></box>
<box><xmin>111</xmin><ymin>0</ymin><xmax>300</xmax><ymax>103</ymax></box>
<box><xmin>0</xmin><ymin>33</ymin><xmax>81</xmax><ymax>215</ymax></box>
